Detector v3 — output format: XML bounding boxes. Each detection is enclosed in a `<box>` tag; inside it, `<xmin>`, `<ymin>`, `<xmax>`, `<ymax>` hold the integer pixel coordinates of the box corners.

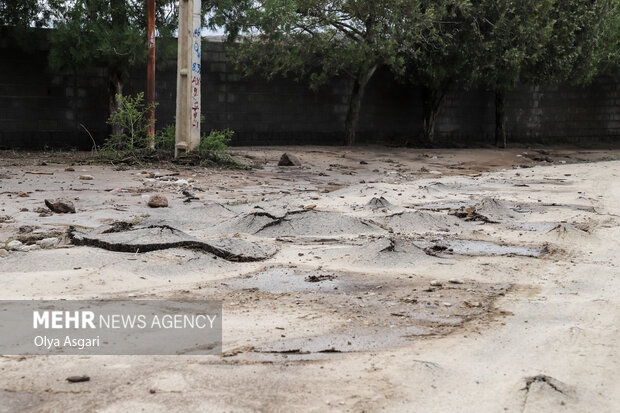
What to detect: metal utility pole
<box><xmin>175</xmin><ymin>0</ymin><xmax>201</xmax><ymax>157</ymax></box>
<box><xmin>146</xmin><ymin>0</ymin><xmax>156</xmax><ymax>149</ymax></box>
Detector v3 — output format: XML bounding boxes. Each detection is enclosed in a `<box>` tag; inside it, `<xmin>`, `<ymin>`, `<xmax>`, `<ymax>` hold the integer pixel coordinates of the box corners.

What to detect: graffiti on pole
<box><xmin>191</xmin><ymin>5</ymin><xmax>201</xmax><ymax>136</ymax></box>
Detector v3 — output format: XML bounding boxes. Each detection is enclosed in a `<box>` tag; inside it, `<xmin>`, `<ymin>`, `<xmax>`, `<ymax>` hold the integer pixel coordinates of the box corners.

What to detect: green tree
<box><xmin>211</xmin><ymin>0</ymin><xmax>439</xmax><ymax>145</ymax></box>
<box><xmin>470</xmin><ymin>0</ymin><xmax>613</xmax><ymax>148</ymax></box>
<box><xmin>468</xmin><ymin>1</ymin><xmax>556</xmax><ymax>148</ymax></box>
<box><xmin>396</xmin><ymin>1</ymin><xmax>473</xmax><ymax>142</ymax></box>
<box><xmin>0</xmin><ymin>0</ymin><xmax>48</xmax><ymax>27</ymax></box>
<box><xmin>48</xmin><ymin>0</ymin><xmax>178</xmax><ymax>136</ymax></box>
<box><xmin>0</xmin><ymin>0</ymin><xmax>62</xmax><ymax>48</ymax></box>
<box><xmin>597</xmin><ymin>0</ymin><xmax>620</xmax><ymax>73</ymax></box>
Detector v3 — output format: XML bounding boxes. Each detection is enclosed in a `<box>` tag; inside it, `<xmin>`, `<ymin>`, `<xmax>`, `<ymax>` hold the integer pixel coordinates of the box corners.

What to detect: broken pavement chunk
<box><xmin>66</xmin><ymin>375</ymin><xmax>90</xmax><ymax>383</ymax></box>
<box><xmin>44</xmin><ymin>199</ymin><xmax>76</xmax><ymax>214</ymax></box>
<box><xmin>278</xmin><ymin>153</ymin><xmax>302</xmax><ymax>166</ymax></box>
<box><xmin>69</xmin><ymin>222</ymin><xmax>276</xmax><ymax>262</ymax></box>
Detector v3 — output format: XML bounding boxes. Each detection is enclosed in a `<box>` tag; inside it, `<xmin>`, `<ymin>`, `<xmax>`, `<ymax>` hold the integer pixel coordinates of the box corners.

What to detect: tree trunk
<box><xmin>495</xmin><ymin>89</ymin><xmax>506</xmax><ymax>148</ymax></box>
<box><xmin>344</xmin><ymin>65</ymin><xmax>377</xmax><ymax>146</ymax></box>
<box><xmin>108</xmin><ymin>71</ymin><xmax>124</xmax><ymax>138</ymax></box>
<box><xmin>422</xmin><ymin>85</ymin><xmax>448</xmax><ymax>143</ymax></box>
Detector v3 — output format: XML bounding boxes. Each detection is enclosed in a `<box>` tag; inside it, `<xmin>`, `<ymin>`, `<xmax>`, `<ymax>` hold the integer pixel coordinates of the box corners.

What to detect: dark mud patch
<box><xmin>224</xmin><ymin>271</ymin><xmax>511</xmax><ymax>358</ymax></box>
<box><xmin>69</xmin><ymin>222</ymin><xmax>277</xmax><ymax>262</ymax></box>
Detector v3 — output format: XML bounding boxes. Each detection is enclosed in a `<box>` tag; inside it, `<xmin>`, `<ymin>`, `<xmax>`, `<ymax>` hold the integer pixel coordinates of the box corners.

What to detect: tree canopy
<box><xmin>210</xmin><ymin>0</ymin><xmax>619</xmax><ymax>146</ymax></box>
<box><xmin>211</xmin><ymin>0</ymin><xmax>447</xmax><ymax>145</ymax></box>
<box><xmin>468</xmin><ymin>0</ymin><xmax>614</xmax><ymax>147</ymax></box>
<box><xmin>46</xmin><ymin>0</ymin><xmax>178</xmax><ymax>135</ymax></box>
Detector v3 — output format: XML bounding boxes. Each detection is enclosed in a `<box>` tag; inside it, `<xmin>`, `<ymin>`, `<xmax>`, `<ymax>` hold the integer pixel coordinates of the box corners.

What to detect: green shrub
<box><xmin>199</xmin><ymin>129</ymin><xmax>233</xmax><ymax>158</ymax></box>
<box><xmin>103</xmin><ymin>92</ymin><xmax>157</xmax><ymax>153</ymax></box>
<box><xmin>98</xmin><ymin>101</ymin><xmax>244</xmax><ymax>168</ymax></box>
<box><xmin>155</xmin><ymin>123</ymin><xmax>176</xmax><ymax>152</ymax></box>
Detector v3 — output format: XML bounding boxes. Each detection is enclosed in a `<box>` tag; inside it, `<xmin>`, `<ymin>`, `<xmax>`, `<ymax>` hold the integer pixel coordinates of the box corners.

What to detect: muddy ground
<box><xmin>0</xmin><ymin>146</ymin><xmax>618</xmax><ymax>412</ymax></box>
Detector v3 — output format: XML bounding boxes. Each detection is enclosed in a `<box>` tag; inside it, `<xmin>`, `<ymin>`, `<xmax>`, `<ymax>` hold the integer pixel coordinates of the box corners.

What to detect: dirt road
<box><xmin>0</xmin><ymin>147</ymin><xmax>618</xmax><ymax>412</ymax></box>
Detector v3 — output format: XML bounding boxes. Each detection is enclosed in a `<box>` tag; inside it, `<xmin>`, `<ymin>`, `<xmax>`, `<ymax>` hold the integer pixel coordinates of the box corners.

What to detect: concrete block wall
<box><xmin>1</xmin><ymin>32</ymin><xmax>618</xmax><ymax>149</ymax></box>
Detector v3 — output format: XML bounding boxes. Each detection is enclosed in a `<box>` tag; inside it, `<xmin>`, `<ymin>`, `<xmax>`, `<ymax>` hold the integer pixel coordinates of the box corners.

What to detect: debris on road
<box><xmin>66</xmin><ymin>375</ymin><xmax>90</xmax><ymax>383</ymax></box>
<box><xmin>69</xmin><ymin>222</ymin><xmax>277</xmax><ymax>261</ymax></box>
<box><xmin>278</xmin><ymin>153</ymin><xmax>302</xmax><ymax>166</ymax></box>
<box><xmin>147</xmin><ymin>194</ymin><xmax>169</xmax><ymax>208</ymax></box>
<box><xmin>44</xmin><ymin>199</ymin><xmax>76</xmax><ymax>214</ymax></box>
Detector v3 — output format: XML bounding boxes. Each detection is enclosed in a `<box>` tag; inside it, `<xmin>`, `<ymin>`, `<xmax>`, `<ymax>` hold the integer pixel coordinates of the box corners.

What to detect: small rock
<box><xmin>148</xmin><ymin>194</ymin><xmax>168</xmax><ymax>208</ymax></box>
<box><xmin>34</xmin><ymin>207</ymin><xmax>52</xmax><ymax>217</ymax></box>
<box><xmin>442</xmin><ymin>302</ymin><xmax>452</xmax><ymax>307</ymax></box>
<box><xmin>448</xmin><ymin>278</ymin><xmax>464</xmax><ymax>284</ymax></box>
<box><xmin>278</xmin><ymin>153</ymin><xmax>302</xmax><ymax>166</ymax></box>
<box><xmin>18</xmin><ymin>226</ymin><xmax>34</xmax><ymax>234</ymax></box>
<box><xmin>304</xmin><ymin>204</ymin><xmax>317</xmax><ymax>210</ymax></box>
<box><xmin>360</xmin><ymin>160</ymin><xmax>368</xmax><ymax>165</ymax></box>
<box><xmin>20</xmin><ymin>208</ymin><xmax>29</xmax><ymax>212</ymax></box>
<box><xmin>66</xmin><ymin>375</ymin><xmax>90</xmax><ymax>383</ymax></box>
<box><xmin>45</xmin><ymin>199</ymin><xmax>76</xmax><ymax>214</ymax></box>
<box><xmin>430</xmin><ymin>280</ymin><xmax>442</xmax><ymax>287</ymax></box>
<box><xmin>79</xmin><ymin>175</ymin><xmax>94</xmax><ymax>180</ymax></box>
<box><xmin>17</xmin><ymin>191</ymin><xmax>29</xmax><ymax>197</ymax></box>
<box><xmin>7</xmin><ymin>240</ymin><xmax>23</xmax><ymax>250</ymax></box>
<box><xmin>37</xmin><ymin>237</ymin><xmax>59</xmax><ymax>249</ymax></box>
<box><xmin>22</xmin><ymin>244</ymin><xmax>40</xmax><ymax>252</ymax></box>
<box><xmin>0</xmin><ymin>249</ymin><xmax>8</xmax><ymax>258</ymax></box>
<box><xmin>465</xmin><ymin>301</ymin><xmax>482</xmax><ymax>308</ymax></box>
<box><xmin>65</xmin><ymin>166</ymin><xmax>75</xmax><ymax>172</ymax></box>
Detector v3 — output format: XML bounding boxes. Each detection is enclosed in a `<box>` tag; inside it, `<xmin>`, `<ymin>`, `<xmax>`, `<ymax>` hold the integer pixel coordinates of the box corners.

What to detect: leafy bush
<box><xmin>154</xmin><ymin>123</ymin><xmax>176</xmax><ymax>152</ymax></box>
<box><xmin>199</xmin><ymin>129</ymin><xmax>234</xmax><ymax>159</ymax></box>
<box><xmin>102</xmin><ymin>92</ymin><xmax>157</xmax><ymax>153</ymax></box>
<box><xmin>98</xmin><ymin>99</ymin><xmax>244</xmax><ymax>168</ymax></box>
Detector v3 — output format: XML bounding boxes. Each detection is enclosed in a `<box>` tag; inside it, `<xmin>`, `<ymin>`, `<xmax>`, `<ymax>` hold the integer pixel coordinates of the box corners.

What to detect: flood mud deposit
<box><xmin>0</xmin><ymin>147</ymin><xmax>618</xmax><ymax>412</ymax></box>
